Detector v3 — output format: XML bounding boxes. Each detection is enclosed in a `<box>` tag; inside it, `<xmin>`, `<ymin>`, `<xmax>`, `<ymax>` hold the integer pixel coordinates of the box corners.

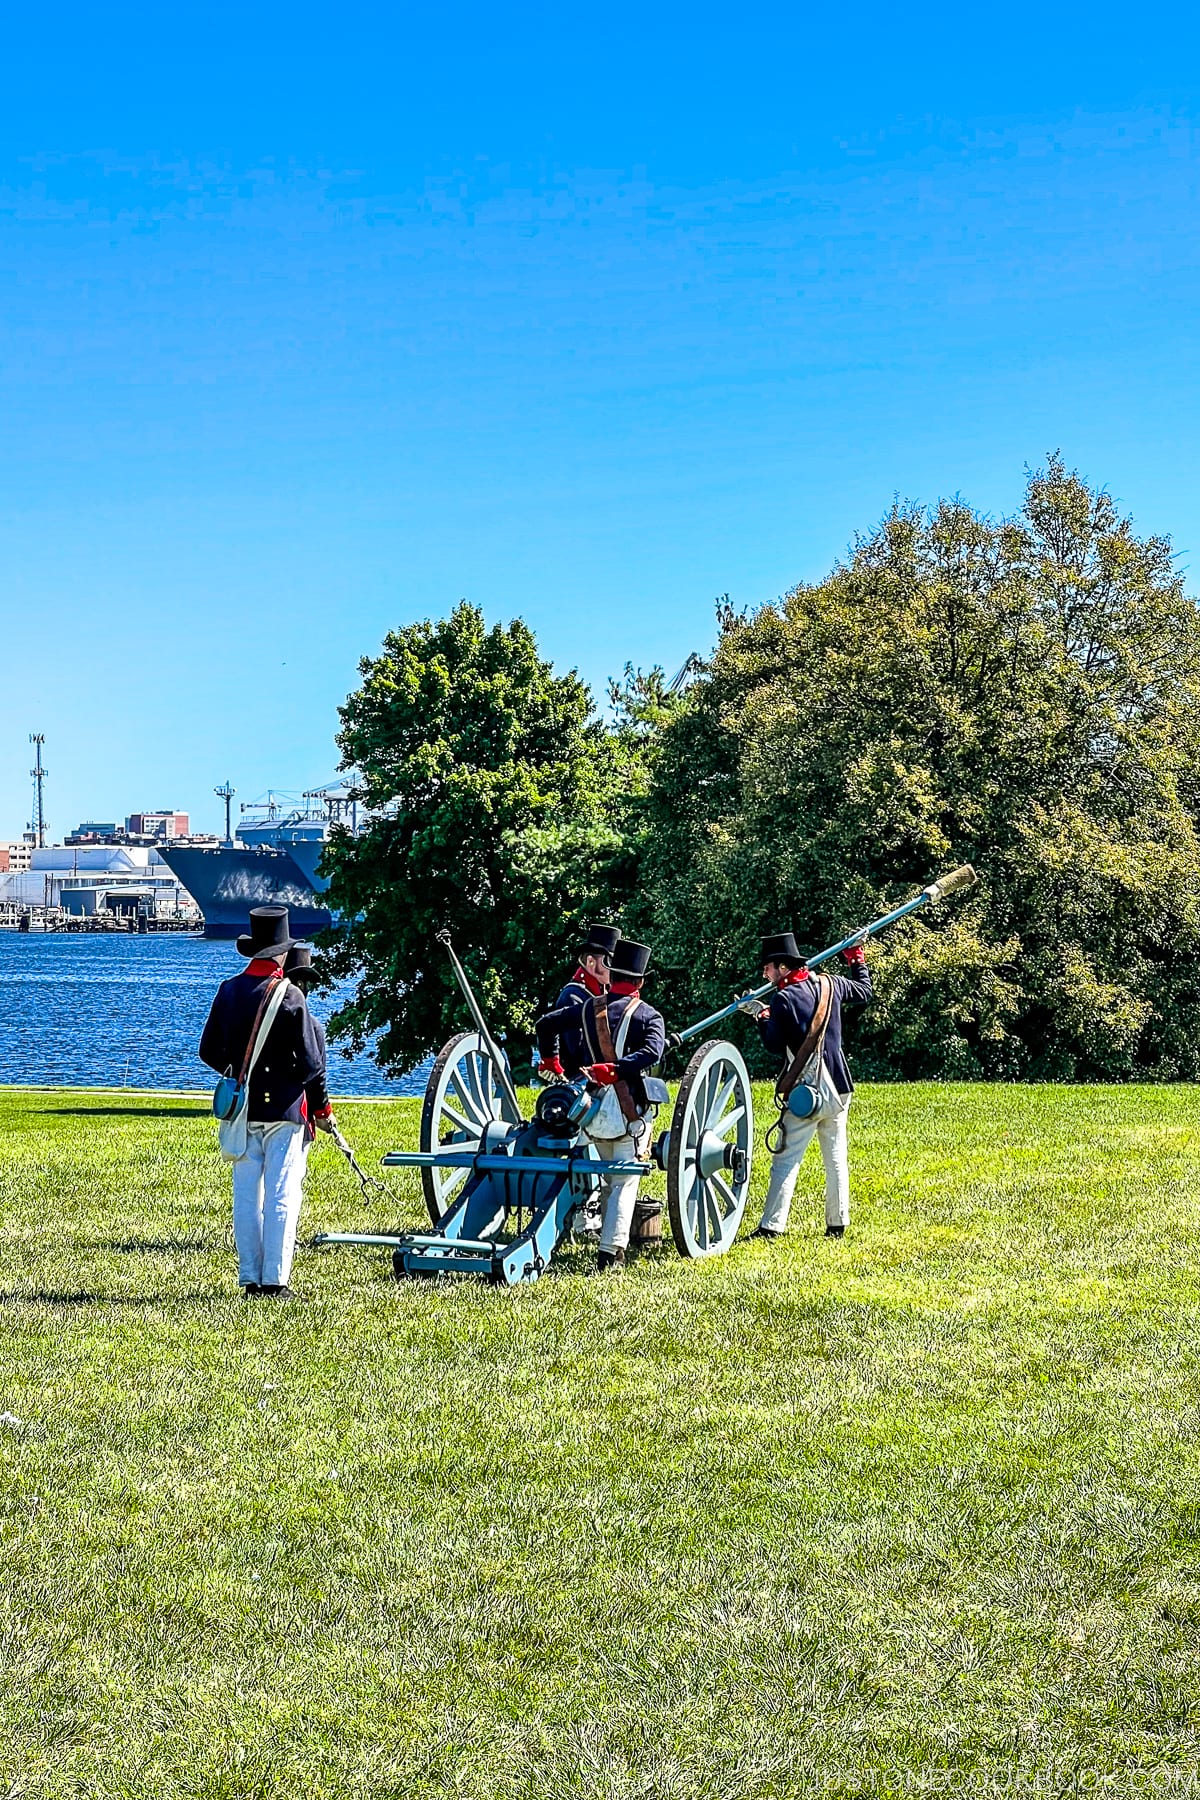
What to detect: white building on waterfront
<box><xmin>0</xmin><ymin>845</ymin><xmax>199</xmax><ymax>919</ymax></box>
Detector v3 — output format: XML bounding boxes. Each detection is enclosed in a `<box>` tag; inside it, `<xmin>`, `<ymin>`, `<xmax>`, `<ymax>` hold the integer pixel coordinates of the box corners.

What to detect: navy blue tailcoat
<box><xmin>758</xmin><ymin>965</ymin><xmax>872</xmax><ymax>1096</ymax></box>
<box><xmin>199</xmin><ymin>969</ymin><xmax>329</xmax><ymax>1125</ymax></box>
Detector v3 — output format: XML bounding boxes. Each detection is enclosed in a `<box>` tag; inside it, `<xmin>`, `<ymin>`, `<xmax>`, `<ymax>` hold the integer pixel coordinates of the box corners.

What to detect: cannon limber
<box><xmin>313</xmin><ymin>866</ymin><xmax>976</xmax><ymax>1283</ymax></box>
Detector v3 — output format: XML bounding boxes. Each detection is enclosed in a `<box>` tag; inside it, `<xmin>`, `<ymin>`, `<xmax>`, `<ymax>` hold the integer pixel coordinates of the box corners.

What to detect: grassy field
<box><xmin>2</xmin><ymin>1082</ymin><xmax>1200</xmax><ymax>1797</ymax></box>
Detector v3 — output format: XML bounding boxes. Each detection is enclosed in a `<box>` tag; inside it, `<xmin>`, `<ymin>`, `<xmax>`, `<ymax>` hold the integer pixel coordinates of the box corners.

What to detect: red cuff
<box><xmin>589</xmin><ymin>1062</ymin><xmax>617</xmax><ymax>1087</ymax></box>
<box><xmin>540</xmin><ymin>1056</ymin><xmax>565</xmax><ymax>1078</ymax></box>
<box><xmin>313</xmin><ymin>1103</ymin><xmax>333</xmax><ymax>1119</ymax></box>
<box><xmin>842</xmin><ymin>945</ymin><xmax>866</xmax><ymax>967</ymax></box>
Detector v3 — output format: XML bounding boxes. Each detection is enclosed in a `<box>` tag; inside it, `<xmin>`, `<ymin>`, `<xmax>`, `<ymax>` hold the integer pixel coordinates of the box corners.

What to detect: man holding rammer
<box><xmin>748</xmin><ymin>929</ymin><xmax>872</xmax><ymax>1242</ymax></box>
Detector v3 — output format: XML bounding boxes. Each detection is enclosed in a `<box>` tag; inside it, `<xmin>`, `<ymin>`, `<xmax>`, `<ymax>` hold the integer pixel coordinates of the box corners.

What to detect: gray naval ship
<box><xmin>157</xmin><ymin>788</ymin><xmax>356</xmax><ymax>940</ymax></box>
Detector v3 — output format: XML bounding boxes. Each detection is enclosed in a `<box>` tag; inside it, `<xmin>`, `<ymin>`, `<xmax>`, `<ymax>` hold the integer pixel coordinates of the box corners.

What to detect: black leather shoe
<box><xmin>243</xmin><ymin>1283</ymin><xmax>261</xmax><ymax>1297</ymax></box>
<box><xmin>747</xmin><ymin>1226</ymin><xmax>783</xmax><ymax>1241</ymax></box>
<box><xmin>825</xmin><ymin>1225</ymin><xmax>845</xmax><ymax>1239</ymax></box>
<box><xmin>260</xmin><ymin>1285</ymin><xmax>297</xmax><ymax>1299</ymax></box>
<box><xmin>593</xmin><ymin>1249</ymin><xmax>626</xmax><ymax>1274</ymax></box>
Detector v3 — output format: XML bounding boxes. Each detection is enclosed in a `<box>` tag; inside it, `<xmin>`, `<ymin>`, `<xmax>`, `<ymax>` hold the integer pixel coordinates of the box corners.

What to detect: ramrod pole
<box><xmin>436</xmin><ymin>930</ymin><xmax>524</xmax><ymax>1120</ymax></box>
<box><xmin>666</xmin><ymin>864</ymin><xmax>978</xmax><ymax>1050</ymax></box>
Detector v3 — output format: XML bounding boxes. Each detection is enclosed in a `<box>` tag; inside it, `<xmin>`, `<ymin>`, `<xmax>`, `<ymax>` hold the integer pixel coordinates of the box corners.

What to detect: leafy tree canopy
<box><xmin>636</xmin><ymin>457</ymin><xmax>1200</xmax><ymax>1079</ymax></box>
<box><xmin>321</xmin><ymin>602</ymin><xmax>634</xmax><ymax>1071</ymax></box>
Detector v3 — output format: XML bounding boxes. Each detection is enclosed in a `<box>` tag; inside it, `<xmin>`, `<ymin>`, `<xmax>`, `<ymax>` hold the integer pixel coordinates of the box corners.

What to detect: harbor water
<box><xmin>0</xmin><ymin>931</ymin><xmax>425</xmax><ymax>1097</ymax></box>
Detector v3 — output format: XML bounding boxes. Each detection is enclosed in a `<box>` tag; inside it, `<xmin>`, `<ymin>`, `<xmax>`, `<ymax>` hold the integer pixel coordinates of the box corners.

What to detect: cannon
<box><xmin>313</xmin><ymin>865</ymin><xmax>975</xmax><ymax>1282</ymax></box>
<box><xmin>313</xmin><ymin>933</ymin><xmax>753</xmax><ymax>1279</ymax></box>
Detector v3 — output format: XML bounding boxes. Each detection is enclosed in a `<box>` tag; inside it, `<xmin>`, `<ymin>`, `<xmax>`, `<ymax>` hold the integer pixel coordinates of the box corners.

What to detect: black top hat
<box><xmin>760</xmin><ymin>931</ymin><xmax>805</xmax><ymax>966</ymax></box>
<box><xmin>578</xmin><ymin>922</ymin><xmax>620</xmax><ymax>960</ymax></box>
<box><xmin>611</xmin><ymin>938</ymin><xmax>652</xmax><ymax>980</ymax></box>
<box><xmin>284</xmin><ymin>944</ymin><xmax>317</xmax><ymax>984</ymax></box>
<box><xmin>236</xmin><ymin>905</ymin><xmax>298</xmax><ymax>959</ymax></box>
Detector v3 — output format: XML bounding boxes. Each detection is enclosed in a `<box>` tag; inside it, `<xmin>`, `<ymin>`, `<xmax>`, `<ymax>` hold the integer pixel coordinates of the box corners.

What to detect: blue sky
<box><xmin>1</xmin><ymin>3</ymin><xmax>1196</xmax><ymax>837</ymax></box>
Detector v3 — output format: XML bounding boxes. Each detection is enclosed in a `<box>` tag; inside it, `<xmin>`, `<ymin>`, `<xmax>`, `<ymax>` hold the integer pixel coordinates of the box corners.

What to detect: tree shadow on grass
<box><xmin>45</xmin><ymin>1106</ymin><xmax>207</xmax><ymax>1118</ymax></box>
<box><xmin>0</xmin><ymin>1289</ymin><xmax>221</xmax><ymax>1308</ymax></box>
<box><xmin>93</xmin><ymin>1236</ymin><xmax>218</xmax><ymax>1255</ymax></box>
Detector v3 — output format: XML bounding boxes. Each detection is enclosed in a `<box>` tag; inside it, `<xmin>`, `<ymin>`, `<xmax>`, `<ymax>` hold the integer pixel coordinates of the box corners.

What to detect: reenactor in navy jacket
<box><xmin>574</xmin><ymin>938</ymin><xmax>666</xmax><ymax>1272</ymax></box>
<box><xmin>199</xmin><ymin>907</ymin><xmax>335</xmax><ymax>1297</ymax></box>
<box><xmin>747</xmin><ymin>929</ymin><xmax>872</xmax><ymax>1241</ymax></box>
<box><xmin>534</xmin><ymin>922</ymin><xmax>620</xmax><ymax>1082</ymax></box>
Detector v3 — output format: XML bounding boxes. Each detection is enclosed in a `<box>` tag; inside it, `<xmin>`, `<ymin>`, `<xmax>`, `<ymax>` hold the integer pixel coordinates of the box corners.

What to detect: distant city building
<box><xmin>0</xmin><ymin>839</ymin><xmax>34</xmax><ymax>873</ymax></box>
<box><xmin>63</xmin><ymin>813</ymin><xmax>192</xmax><ymax>847</ymax></box>
<box><xmin>126</xmin><ymin>811</ymin><xmax>189</xmax><ymax>840</ymax></box>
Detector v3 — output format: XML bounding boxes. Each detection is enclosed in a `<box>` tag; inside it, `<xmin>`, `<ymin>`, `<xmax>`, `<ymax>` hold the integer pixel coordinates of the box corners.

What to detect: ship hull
<box><xmin>156</xmin><ymin>845</ymin><xmax>333</xmax><ymax>940</ymax></box>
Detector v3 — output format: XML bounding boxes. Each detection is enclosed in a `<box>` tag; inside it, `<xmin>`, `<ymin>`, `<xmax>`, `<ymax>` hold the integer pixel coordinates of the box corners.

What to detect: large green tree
<box><xmin>321</xmin><ymin>602</ymin><xmax>633</xmax><ymax>1072</ymax></box>
<box><xmin>636</xmin><ymin>458</ymin><xmax>1200</xmax><ymax>1078</ymax></box>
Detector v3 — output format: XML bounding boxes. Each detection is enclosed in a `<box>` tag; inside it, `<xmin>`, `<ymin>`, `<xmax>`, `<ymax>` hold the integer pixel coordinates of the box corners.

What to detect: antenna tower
<box><xmin>28</xmin><ymin>735</ymin><xmax>47</xmax><ymax>848</ymax></box>
<box><xmin>214</xmin><ymin>781</ymin><xmax>235</xmax><ymax>845</ymax></box>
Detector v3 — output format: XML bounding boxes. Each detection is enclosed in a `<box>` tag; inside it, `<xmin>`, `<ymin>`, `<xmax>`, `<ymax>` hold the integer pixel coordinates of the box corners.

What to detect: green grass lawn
<box><xmin>2</xmin><ymin>1082</ymin><xmax>1200</xmax><ymax>1797</ymax></box>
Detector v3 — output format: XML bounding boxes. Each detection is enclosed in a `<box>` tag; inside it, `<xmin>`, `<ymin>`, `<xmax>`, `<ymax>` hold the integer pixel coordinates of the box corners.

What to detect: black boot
<box><xmin>825</xmin><ymin>1225</ymin><xmax>845</xmax><ymax>1239</ymax></box>
<box><xmin>747</xmin><ymin>1225</ymin><xmax>783</xmax><ymax>1242</ymax></box>
<box><xmin>242</xmin><ymin>1282</ymin><xmax>261</xmax><ymax>1297</ymax></box>
<box><xmin>594</xmin><ymin>1249</ymin><xmax>626</xmax><ymax>1274</ymax></box>
<box><xmin>260</xmin><ymin>1284</ymin><xmax>297</xmax><ymax>1299</ymax></box>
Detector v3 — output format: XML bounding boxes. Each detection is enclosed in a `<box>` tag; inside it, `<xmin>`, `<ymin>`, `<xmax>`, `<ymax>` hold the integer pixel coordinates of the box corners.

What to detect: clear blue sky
<box><xmin>1</xmin><ymin>3</ymin><xmax>1196</xmax><ymax>837</ymax></box>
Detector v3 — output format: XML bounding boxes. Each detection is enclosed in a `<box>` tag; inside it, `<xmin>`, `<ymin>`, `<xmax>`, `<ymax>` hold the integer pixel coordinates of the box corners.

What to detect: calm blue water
<box><xmin>0</xmin><ymin>932</ymin><xmax>426</xmax><ymax>1097</ymax></box>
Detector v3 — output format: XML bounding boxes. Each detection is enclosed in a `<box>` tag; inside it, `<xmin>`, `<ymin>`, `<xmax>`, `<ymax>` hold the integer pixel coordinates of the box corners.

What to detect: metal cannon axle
<box><xmin>380</xmin><ymin>1148</ymin><xmax>653</xmax><ymax>1177</ymax></box>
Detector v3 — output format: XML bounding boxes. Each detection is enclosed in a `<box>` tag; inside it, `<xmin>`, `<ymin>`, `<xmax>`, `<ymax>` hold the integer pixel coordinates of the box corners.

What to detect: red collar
<box><xmin>574</xmin><ymin>965</ymin><xmax>604</xmax><ymax>997</ymax></box>
<box><xmin>247</xmin><ymin>959</ymin><xmax>284</xmax><ymax>978</ymax></box>
<box><xmin>780</xmin><ymin>968</ymin><xmax>810</xmax><ymax>988</ymax></box>
<box><xmin>610</xmin><ymin>979</ymin><xmax>640</xmax><ymax>998</ymax></box>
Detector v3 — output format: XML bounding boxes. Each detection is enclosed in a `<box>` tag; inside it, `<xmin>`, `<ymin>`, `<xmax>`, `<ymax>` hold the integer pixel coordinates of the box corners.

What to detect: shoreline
<box><xmin>0</xmin><ymin>1083</ymin><xmax>416</xmax><ymax>1103</ymax></box>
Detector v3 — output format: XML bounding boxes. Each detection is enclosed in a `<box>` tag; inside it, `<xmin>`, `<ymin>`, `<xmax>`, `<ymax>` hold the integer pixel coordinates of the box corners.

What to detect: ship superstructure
<box><xmin>156</xmin><ymin>787</ymin><xmax>357</xmax><ymax>940</ymax></box>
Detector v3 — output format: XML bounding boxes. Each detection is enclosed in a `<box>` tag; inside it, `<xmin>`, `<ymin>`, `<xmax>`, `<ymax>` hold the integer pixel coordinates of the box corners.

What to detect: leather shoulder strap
<box><xmin>593</xmin><ymin>996</ymin><xmax>617</xmax><ymax>1063</ymax></box>
<box><xmin>593</xmin><ymin>997</ymin><xmax>641</xmax><ymax>1124</ymax></box>
<box><xmin>240</xmin><ymin>976</ymin><xmax>290</xmax><ymax>1084</ymax></box>
<box><xmin>775</xmin><ymin>975</ymin><xmax>834</xmax><ymax>1102</ymax></box>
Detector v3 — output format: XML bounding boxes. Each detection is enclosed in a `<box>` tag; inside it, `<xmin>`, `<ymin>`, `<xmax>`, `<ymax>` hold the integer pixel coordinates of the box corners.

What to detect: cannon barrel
<box><xmin>666</xmin><ymin>864</ymin><xmax>978</xmax><ymax>1049</ymax></box>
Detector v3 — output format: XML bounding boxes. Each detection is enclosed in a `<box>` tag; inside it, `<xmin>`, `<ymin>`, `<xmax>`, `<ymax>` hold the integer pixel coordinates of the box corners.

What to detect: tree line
<box><xmin>322</xmin><ymin>456</ymin><xmax>1200</xmax><ymax>1082</ymax></box>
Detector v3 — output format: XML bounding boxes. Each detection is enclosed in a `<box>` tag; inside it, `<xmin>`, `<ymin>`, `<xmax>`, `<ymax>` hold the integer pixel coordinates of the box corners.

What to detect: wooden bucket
<box><xmin>630</xmin><ymin>1198</ymin><xmax>664</xmax><ymax>1247</ymax></box>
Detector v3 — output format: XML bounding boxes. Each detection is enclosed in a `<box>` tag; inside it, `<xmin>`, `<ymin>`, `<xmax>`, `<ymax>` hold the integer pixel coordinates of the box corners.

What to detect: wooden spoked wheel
<box><xmin>419</xmin><ymin>1031</ymin><xmax>523</xmax><ymax>1224</ymax></box>
<box><xmin>666</xmin><ymin>1039</ymin><xmax>753</xmax><ymax>1258</ymax></box>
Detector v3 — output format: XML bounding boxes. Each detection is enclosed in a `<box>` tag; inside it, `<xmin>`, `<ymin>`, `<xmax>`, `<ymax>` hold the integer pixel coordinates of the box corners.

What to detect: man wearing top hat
<box><xmin>199</xmin><ymin>907</ymin><xmax>335</xmax><ymax>1297</ymax></box>
<box><xmin>534</xmin><ymin>922</ymin><xmax>620</xmax><ymax>1083</ymax></box>
<box><xmin>747</xmin><ymin>929</ymin><xmax>872</xmax><ymax>1242</ymax></box>
<box><xmin>575</xmin><ymin>937</ymin><xmax>666</xmax><ymax>1272</ymax></box>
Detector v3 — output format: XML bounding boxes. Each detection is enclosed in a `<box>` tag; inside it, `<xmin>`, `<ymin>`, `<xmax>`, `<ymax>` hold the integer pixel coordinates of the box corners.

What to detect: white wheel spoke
<box><xmin>712</xmin><ymin>1173</ymin><xmax>738</xmax><ymax>1216</ymax></box>
<box><xmin>692</xmin><ymin>1175</ymin><xmax>708</xmax><ymax>1248</ymax></box>
<box><xmin>438</xmin><ymin>1102</ymin><xmax>476</xmax><ymax>1137</ymax></box>
<box><xmin>705</xmin><ymin>1073</ymin><xmax>737</xmax><ymax>1130</ymax></box>
<box><xmin>448</xmin><ymin>1071</ymin><xmax>486</xmax><ymax>1128</ymax></box>
<box><xmin>462</xmin><ymin>1054</ymin><xmax>489</xmax><ymax>1119</ymax></box>
<box><xmin>713</xmin><ymin>1104</ymin><xmax>745</xmax><ymax>1139</ymax></box>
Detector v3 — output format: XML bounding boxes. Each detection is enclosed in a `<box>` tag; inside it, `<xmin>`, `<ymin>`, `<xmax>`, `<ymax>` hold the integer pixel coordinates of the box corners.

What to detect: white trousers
<box><xmin>760</xmin><ymin>1092</ymin><xmax>851</xmax><ymax>1233</ymax></box>
<box><xmin>231</xmin><ymin>1121</ymin><xmax>308</xmax><ymax>1287</ymax></box>
<box><xmin>590</xmin><ymin>1118</ymin><xmax>651</xmax><ymax>1254</ymax></box>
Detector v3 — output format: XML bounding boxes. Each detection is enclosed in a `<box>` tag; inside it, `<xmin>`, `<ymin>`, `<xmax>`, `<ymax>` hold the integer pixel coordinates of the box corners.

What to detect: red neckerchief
<box><xmin>574</xmin><ymin>965</ymin><xmax>604</xmax><ymax>997</ymax></box>
<box><xmin>247</xmin><ymin>958</ymin><xmax>284</xmax><ymax>978</ymax></box>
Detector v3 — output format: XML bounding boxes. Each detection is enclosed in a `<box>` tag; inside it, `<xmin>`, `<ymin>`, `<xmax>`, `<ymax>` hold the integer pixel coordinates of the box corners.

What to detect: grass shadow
<box><xmin>46</xmin><ymin>1106</ymin><xmax>208</xmax><ymax>1118</ymax></box>
<box><xmin>0</xmin><ymin>1289</ymin><xmax>219</xmax><ymax>1308</ymax></box>
<box><xmin>96</xmin><ymin>1237</ymin><xmax>218</xmax><ymax>1255</ymax></box>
